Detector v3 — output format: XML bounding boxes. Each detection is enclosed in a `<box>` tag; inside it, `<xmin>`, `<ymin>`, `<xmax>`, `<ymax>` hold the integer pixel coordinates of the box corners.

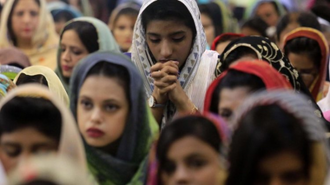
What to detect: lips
<box><xmin>62</xmin><ymin>65</ymin><xmax>72</xmax><ymax>72</ymax></box>
<box><xmin>87</xmin><ymin>128</ymin><xmax>104</xmax><ymax>138</ymax></box>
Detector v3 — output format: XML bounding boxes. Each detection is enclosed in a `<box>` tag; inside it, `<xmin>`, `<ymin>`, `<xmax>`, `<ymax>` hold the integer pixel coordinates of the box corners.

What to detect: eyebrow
<box><xmin>1</xmin><ymin>142</ymin><xmax>19</xmax><ymax>147</ymax></box>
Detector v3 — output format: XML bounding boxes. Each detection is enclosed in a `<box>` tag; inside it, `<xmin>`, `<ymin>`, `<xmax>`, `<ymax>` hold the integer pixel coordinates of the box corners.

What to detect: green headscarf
<box><xmin>55</xmin><ymin>17</ymin><xmax>120</xmax><ymax>93</ymax></box>
<box><xmin>244</xmin><ymin>0</ymin><xmax>286</xmax><ymax>20</ymax></box>
<box><xmin>70</xmin><ymin>51</ymin><xmax>159</xmax><ymax>185</ymax></box>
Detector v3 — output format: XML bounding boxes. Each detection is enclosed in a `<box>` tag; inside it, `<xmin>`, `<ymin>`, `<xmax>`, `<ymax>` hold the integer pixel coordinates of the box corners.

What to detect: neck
<box><xmin>96</xmin><ymin>138</ymin><xmax>121</xmax><ymax>157</ymax></box>
<box><xmin>16</xmin><ymin>38</ymin><xmax>33</xmax><ymax>50</ymax></box>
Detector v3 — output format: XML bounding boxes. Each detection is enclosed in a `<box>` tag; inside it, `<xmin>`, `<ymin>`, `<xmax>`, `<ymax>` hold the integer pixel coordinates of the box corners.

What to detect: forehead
<box><xmin>146</xmin><ymin>20</ymin><xmax>192</xmax><ymax>34</ymax></box>
<box><xmin>14</xmin><ymin>0</ymin><xmax>39</xmax><ymax>10</ymax></box>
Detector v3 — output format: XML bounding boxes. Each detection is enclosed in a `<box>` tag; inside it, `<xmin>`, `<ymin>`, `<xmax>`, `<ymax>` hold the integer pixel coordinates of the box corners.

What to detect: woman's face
<box><xmin>161</xmin><ymin>136</ymin><xmax>225</xmax><ymax>185</ymax></box>
<box><xmin>112</xmin><ymin>14</ymin><xmax>136</xmax><ymax>52</ymax></box>
<box><xmin>11</xmin><ymin>0</ymin><xmax>40</xmax><ymax>42</ymax></box>
<box><xmin>255</xmin><ymin>151</ymin><xmax>307</xmax><ymax>185</ymax></box>
<box><xmin>146</xmin><ymin>20</ymin><xmax>194</xmax><ymax>68</ymax></box>
<box><xmin>77</xmin><ymin>75</ymin><xmax>129</xmax><ymax>147</ymax></box>
<box><xmin>288</xmin><ymin>53</ymin><xmax>318</xmax><ymax>89</ymax></box>
<box><xmin>0</xmin><ymin>127</ymin><xmax>58</xmax><ymax>173</ymax></box>
<box><xmin>256</xmin><ymin>2</ymin><xmax>279</xmax><ymax>27</ymax></box>
<box><xmin>201</xmin><ymin>13</ymin><xmax>215</xmax><ymax>48</ymax></box>
<box><xmin>218</xmin><ymin>86</ymin><xmax>251</xmax><ymax>123</ymax></box>
<box><xmin>60</xmin><ymin>29</ymin><xmax>90</xmax><ymax>78</ymax></box>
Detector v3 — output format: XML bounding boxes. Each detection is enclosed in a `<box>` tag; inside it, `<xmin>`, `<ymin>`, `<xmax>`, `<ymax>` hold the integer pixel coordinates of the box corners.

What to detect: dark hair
<box><xmin>276</xmin><ymin>12</ymin><xmax>321</xmax><ymax>42</ymax></box>
<box><xmin>226</xmin><ymin>104</ymin><xmax>311</xmax><ymax>185</ymax></box>
<box><xmin>15</xmin><ymin>74</ymin><xmax>48</xmax><ymax>87</ymax></box>
<box><xmin>0</xmin><ymin>97</ymin><xmax>62</xmax><ymax>143</ymax></box>
<box><xmin>241</xmin><ymin>17</ymin><xmax>269</xmax><ymax>37</ymax></box>
<box><xmin>156</xmin><ymin>115</ymin><xmax>221</xmax><ymax>183</ymax></box>
<box><xmin>61</xmin><ymin>21</ymin><xmax>99</xmax><ymax>53</ymax></box>
<box><xmin>199</xmin><ymin>2</ymin><xmax>223</xmax><ymax>37</ymax></box>
<box><xmin>86</xmin><ymin>62</ymin><xmax>130</xmax><ymax>107</ymax></box>
<box><xmin>141</xmin><ymin>0</ymin><xmax>196</xmax><ymax>40</ymax></box>
<box><xmin>210</xmin><ymin>70</ymin><xmax>265</xmax><ymax>113</ymax></box>
<box><xmin>222</xmin><ymin>46</ymin><xmax>258</xmax><ymax>70</ymax></box>
<box><xmin>7</xmin><ymin>0</ymin><xmax>41</xmax><ymax>46</ymax></box>
<box><xmin>113</xmin><ymin>7</ymin><xmax>139</xmax><ymax>29</ymax></box>
<box><xmin>51</xmin><ymin>10</ymin><xmax>76</xmax><ymax>23</ymax></box>
<box><xmin>284</xmin><ymin>37</ymin><xmax>322</xmax><ymax>69</ymax></box>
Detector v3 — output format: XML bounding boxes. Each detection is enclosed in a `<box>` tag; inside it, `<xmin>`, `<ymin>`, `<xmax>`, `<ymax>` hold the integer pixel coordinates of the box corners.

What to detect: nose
<box><xmin>160</xmin><ymin>40</ymin><xmax>173</xmax><ymax>59</ymax></box>
<box><xmin>61</xmin><ymin>49</ymin><xmax>71</xmax><ymax>63</ymax></box>
<box><xmin>90</xmin><ymin>107</ymin><xmax>103</xmax><ymax>124</ymax></box>
<box><xmin>22</xmin><ymin>13</ymin><xmax>31</xmax><ymax>24</ymax></box>
<box><xmin>172</xmin><ymin>165</ymin><xmax>190</xmax><ymax>184</ymax></box>
<box><xmin>269</xmin><ymin>177</ymin><xmax>282</xmax><ymax>185</ymax></box>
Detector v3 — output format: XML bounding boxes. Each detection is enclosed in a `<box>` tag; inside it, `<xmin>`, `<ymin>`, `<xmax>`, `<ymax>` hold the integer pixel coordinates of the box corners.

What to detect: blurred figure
<box><xmin>204</xmin><ymin>61</ymin><xmax>292</xmax><ymax>124</ymax></box>
<box><xmin>276</xmin><ymin>11</ymin><xmax>321</xmax><ymax>49</ymax></box>
<box><xmin>14</xmin><ymin>65</ymin><xmax>69</xmax><ymax>106</ymax></box>
<box><xmin>0</xmin><ymin>47</ymin><xmax>31</xmax><ymax>69</ymax></box>
<box><xmin>56</xmin><ymin>17</ymin><xmax>120</xmax><ymax>92</ymax></box>
<box><xmin>283</xmin><ymin>27</ymin><xmax>328</xmax><ymax>101</ymax></box>
<box><xmin>9</xmin><ymin>155</ymin><xmax>93</xmax><ymax>185</ymax></box>
<box><xmin>67</xmin><ymin>0</ymin><xmax>93</xmax><ymax>17</ymax></box>
<box><xmin>211</xmin><ymin>33</ymin><xmax>244</xmax><ymax>54</ymax></box>
<box><xmin>47</xmin><ymin>1</ymin><xmax>82</xmax><ymax>34</ymax></box>
<box><xmin>226</xmin><ymin>91</ymin><xmax>330</xmax><ymax>185</ymax></box>
<box><xmin>147</xmin><ymin>114</ymin><xmax>229</xmax><ymax>185</ymax></box>
<box><xmin>241</xmin><ymin>17</ymin><xmax>269</xmax><ymax>38</ymax></box>
<box><xmin>0</xmin><ymin>0</ymin><xmax>59</xmax><ymax>69</ymax></box>
<box><xmin>108</xmin><ymin>2</ymin><xmax>140</xmax><ymax>52</ymax></box>
<box><xmin>199</xmin><ymin>1</ymin><xmax>239</xmax><ymax>48</ymax></box>
<box><xmin>245</xmin><ymin>0</ymin><xmax>286</xmax><ymax>27</ymax></box>
<box><xmin>0</xmin><ymin>74</ymin><xmax>15</xmax><ymax>99</ymax></box>
<box><xmin>70</xmin><ymin>51</ymin><xmax>158</xmax><ymax>184</ymax></box>
<box><xmin>0</xmin><ymin>84</ymin><xmax>86</xmax><ymax>174</ymax></box>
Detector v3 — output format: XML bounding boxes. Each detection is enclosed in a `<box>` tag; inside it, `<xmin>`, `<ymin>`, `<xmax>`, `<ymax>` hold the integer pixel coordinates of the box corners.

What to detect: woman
<box><xmin>14</xmin><ymin>65</ymin><xmax>69</xmax><ymax>106</ymax></box>
<box><xmin>0</xmin><ymin>84</ymin><xmax>86</xmax><ymax>173</ymax></box>
<box><xmin>70</xmin><ymin>51</ymin><xmax>158</xmax><ymax>184</ymax></box>
<box><xmin>276</xmin><ymin>11</ymin><xmax>321</xmax><ymax>49</ymax></box>
<box><xmin>0</xmin><ymin>47</ymin><xmax>31</xmax><ymax>69</ymax></box>
<box><xmin>0</xmin><ymin>0</ymin><xmax>59</xmax><ymax>69</ymax></box>
<box><xmin>147</xmin><ymin>114</ymin><xmax>229</xmax><ymax>185</ymax></box>
<box><xmin>9</xmin><ymin>155</ymin><xmax>93</xmax><ymax>185</ymax></box>
<box><xmin>204</xmin><ymin>61</ymin><xmax>292</xmax><ymax>124</ymax></box>
<box><xmin>108</xmin><ymin>2</ymin><xmax>140</xmax><ymax>52</ymax></box>
<box><xmin>241</xmin><ymin>17</ymin><xmax>269</xmax><ymax>38</ymax></box>
<box><xmin>132</xmin><ymin>0</ymin><xmax>219</xmax><ymax>126</ymax></box>
<box><xmin>56</xmin><ymin>17</ymin><xmax>120</xmax><ymax>93</ymax></box>
<box><xmin>226</xmin><ymin>91</ymin><xmax>330</xmax><ymax>185</ymax></box>
<box><xmin>198</xmin><ymin>1</ymin><xmax>239</xmax><ymax>48</ymax></box>
<box><xmin>283</xmin><ymin>27</ymin><xmax>329</xmax><ymax>101</ymax></box>
<box><xmin>244</xmin><ymin>0</ymin><xmax>286</xmax><ymax>27</ymax></box>
<box><xmin>211</xmin><ymin>33</ymin><xmax>244</xmax><ymax>55</ymax></box>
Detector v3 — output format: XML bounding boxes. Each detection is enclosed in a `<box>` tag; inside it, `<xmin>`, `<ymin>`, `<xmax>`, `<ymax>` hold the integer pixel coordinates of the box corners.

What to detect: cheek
<box><xmin>196</xmin><ymin>164</ymin><xmax>223</xmax><ymax>184</ymax></box>
<box><xmin>77</xmin><ymin>106</ymin><xmax>88</xmax><ymax>133</ymax></box>
<box><xmin>103</xmin><ymin>109</ymin><xmax>128</xmax><ymax>138</ymax></box>
<box><xmin>0</xmin><ymin>151</ymin><xmax>16</xmax><ymax>174</ymax></box>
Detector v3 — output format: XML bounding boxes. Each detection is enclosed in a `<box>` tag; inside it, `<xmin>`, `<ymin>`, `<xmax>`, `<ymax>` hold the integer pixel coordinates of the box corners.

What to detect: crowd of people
<box><xmin>0</xmin><ymin>0</ymin><xmax>328</xmax><ymax>184</ymax></box>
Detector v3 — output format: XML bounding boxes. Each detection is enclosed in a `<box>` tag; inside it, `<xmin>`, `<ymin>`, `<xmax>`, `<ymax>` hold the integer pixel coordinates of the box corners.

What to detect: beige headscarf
<box><xmin>0</xmin><ymin>0</ymin><xmax>59</xmax><ymax>69</ymax></box>
<box><xmin>13</xmin><ymin>65</ymin><xmax>69</xmax><ymax>106</ymax></box>
<box><xmin>0</xmin><ymin>84</ymin><xmax>86</xmax><ymax>171</ymax></box>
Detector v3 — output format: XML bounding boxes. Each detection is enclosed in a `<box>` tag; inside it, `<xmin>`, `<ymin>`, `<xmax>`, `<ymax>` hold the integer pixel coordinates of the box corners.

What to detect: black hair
<box><xmin>61</xmin><ymin>21</ymin><xmax>99</xmax><ymax>53</ymax></box>
<box><xmin>156</xmin><ymin>115</ymin><xmax>221</xmax><ymax>184</ymax></box>
<box><xmin>0</xmin><ymin>97</ymin><xmax>62</xmax><ymax>143</ymax></box>
<box><xmin>241</xmin><ymin>17</ymin><xmax>269</xmax><ymax>37</ymax></box>
<box><xmin>112</xmin><ymin>7</ymin><xmax>139</xmax><ymax>29</ymax></box>
<box><xmin>86</xmin><ymin>61</ymin><xmax>130</xmax><ymax>108</ymax></box>
<box><xmin>51</xmin><ymin>10</ymin><xmax>76</xmax><ymax>23</ymax></box>
<box><xmin>141</xmin><ymin>0</ymin><xmax>196</xmax><ymax>40</ymax></box>
<box><xmin>210</xmin><ymin>70</ymin><xmax>265</xmax><ymax>113</ymax></box>
<box><xmin>276</xmin><ymin>11</ymin><xmax>321</xmax><ymax>42</ymax></box>
<box><xmin>222</xmin><ymin>46</ymin><xmax>258</xmax><ymax>70</ymax></box>
<box><xmin>226</xmin><ymin>104</ymin><xmax>311</xmax><ymax>185</ymax></box>
<box><xmin>199</xmin><ymin>2</ymin><xmax>223</xmax><ymax>37</ymax></box>
<box><xmin>284</xmin><ymin>37</ymin><xmax>322</xmax><ymax>69</ymax></box>
<box><xmin>15</xmin><ymin>73</ymin><xmax>48</xmax><ymax>87</ymax></box>
<box><xmin>7</xmin><ymin>0</ymin><xmax>41</xmax><ymax>46</ymax></box>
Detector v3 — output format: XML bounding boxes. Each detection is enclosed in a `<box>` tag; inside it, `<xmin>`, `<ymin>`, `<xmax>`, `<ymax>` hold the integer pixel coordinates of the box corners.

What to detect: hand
<box><xmin>168</xmin><ymin>80</ymin><xmax>195</xmax><ymax>113</ymax></box>
<box><xmin>150</xmin><ymin>61</ymin><xmax>179</xmax><ymax>103</ymax></box>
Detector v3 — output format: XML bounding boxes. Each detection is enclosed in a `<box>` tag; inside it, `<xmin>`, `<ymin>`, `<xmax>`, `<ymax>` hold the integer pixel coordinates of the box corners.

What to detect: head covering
<box><xmin>132</xmin><ymin>0</ymin><xmax>219</xmax><ymax>123</ymax></box>
<box><xmin>108</xmin><ymin>2</ymin><xmax>140</xmax><ymax>31</ymax></box>
<box><xmin>55</xmin><ymin>17</ymin><xmax>120</xmax><ymax>93</ymax></box>
<box><xmin>0</xmin><ymin>0</ymin><xmax>59</xmax><ymax>69</ymax></box>
<box><xmin>232</xmin><ymin>90</ymin><xmax>330</xmax><ymax>185</ymax></box>
<box><xmin>70</xmin><ymin>51</ymin><xmax>158</xmax><ymax>185</ymax></box>
<box><xmin>47</xmin><ymin>1</ymin><xmax>82</xmax><ymax>19</ymax></box>
<box><xmin>0</xmin><ymin>65</ymin><xmax>22</xmax><ymax>81</ymax></box>
<box><xmin>14</xmin><ymin>66</ymin><xmax>69</xmax><ymax>106</ymax></box>
<box><xmin>244</xmin><ymin>0</ymin><xmax>286</xmax><ymax>21</ymax></box>
<box><xmin>0</xmin><ymin>84</ymin><xmax>87</xmax><ymax>171</ymax></box>
<box><xmin>147</xmin><ymin>113</ymin><xmax>230</xmax><ymax>185</ymax></box>
<box><xmin>0</xmin><ymin>74</ymin><xmax>15</xmax><ymax>99</ymax></box>
<box><xmin>204</xmin><ymin>60</ymin><xmax>292</xmax><ymax>112</ymax></box>
<box><xmin>211</xmin><ymin>33</ymin><xmax>245</xmax><ymax>51</ymax></box>
<box><xmin>8</xmin><ymin>155</ymin><xmax>94</xmax><ymax>185</ymax></box>
<box><xmin>0</xmin><ymin>47</ymin><xmax>31</xmax><ymax>68</ymax></box>
<box><xmin>283</xmin><ymin>27</ymin><xmax>329</xmax><ymax>101</ymax></box>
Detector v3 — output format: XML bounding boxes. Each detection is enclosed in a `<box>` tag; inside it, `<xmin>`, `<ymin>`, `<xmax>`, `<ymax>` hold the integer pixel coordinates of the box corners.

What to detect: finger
<box><xmin>163</xmin><ymin>61</ymin><xmax>179</xmax><ymax>70</ymax></box>
<box><xmin>162</xmin><ymin>75</ymin><xmax>178</xmax><ymax>84</ymax></box>
<box><xmin>162</xmin><ymin>66</ymin><xmax>179</xmax><ymax>76</ymax></box>
<box><xmin>154</xmin><ymin>81</ymin><xmax>174</xmax><ymax>89</ymax></box>
<box><xmin>159</xmin><ymin>83</ymin><xmax>176</xmax><ymax>94</ymax></box>
<box><xmin>150</xmin><ymin>63</ymin><xmax>163</xmax><ymax>73</ymax></box>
